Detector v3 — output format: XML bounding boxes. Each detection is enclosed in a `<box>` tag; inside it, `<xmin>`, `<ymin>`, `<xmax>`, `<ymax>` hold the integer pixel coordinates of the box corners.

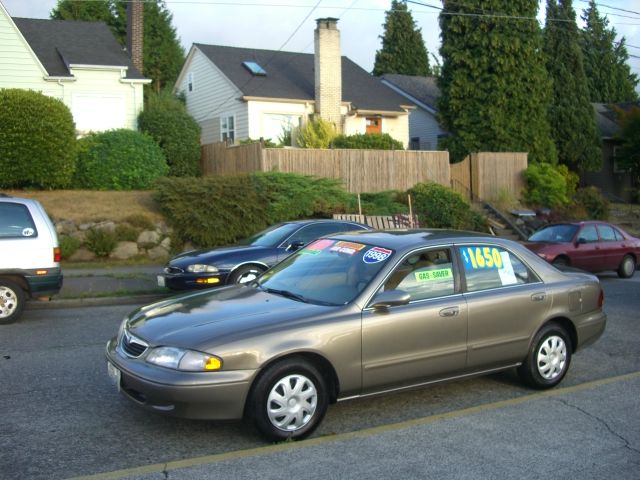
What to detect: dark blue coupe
<box><xmin>158</xmin><ymin>219</ymin><xmax>370</xmax><ymax>290</ymax></box>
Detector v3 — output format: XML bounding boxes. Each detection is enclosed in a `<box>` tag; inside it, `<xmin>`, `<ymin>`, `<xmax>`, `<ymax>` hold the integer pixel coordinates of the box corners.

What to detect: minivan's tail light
<box><xmin>54</xmin><ymin>247</ymin><xmax>61</xmax><ymax>263</ymax></box>
<box><xmin>598</xmin><ymin>288</ymin><xmax>604</xmax><ymax>308</ymax></box>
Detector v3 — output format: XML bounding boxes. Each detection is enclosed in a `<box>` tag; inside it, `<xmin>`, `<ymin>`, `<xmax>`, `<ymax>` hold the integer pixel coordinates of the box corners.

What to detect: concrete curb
<box><xmin>26</xmin><ymin>293</ymin><xmax>170</xmax><ymax>310</ymax></box>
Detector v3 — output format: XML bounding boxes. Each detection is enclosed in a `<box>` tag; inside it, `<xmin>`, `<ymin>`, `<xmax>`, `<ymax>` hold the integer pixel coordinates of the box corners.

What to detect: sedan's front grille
<box><xmin>121</xmin><ymin>331</ymin><xmax>148</xmax><ymax>358</ymax></box>
<box><xmin>164</xmin><ymin>266</ymin><xmax>183</xmax><ymax>274</ymax></box>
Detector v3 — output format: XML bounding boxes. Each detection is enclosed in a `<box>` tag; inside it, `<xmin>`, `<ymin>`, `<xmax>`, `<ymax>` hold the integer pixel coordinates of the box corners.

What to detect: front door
<box><xmin>366</xmin><ymin>117</ymin><xmax>382</xmax><ymax>135</ymax></box>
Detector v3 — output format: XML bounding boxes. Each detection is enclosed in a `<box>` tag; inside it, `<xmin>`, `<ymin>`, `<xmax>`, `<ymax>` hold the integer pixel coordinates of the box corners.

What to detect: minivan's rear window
<box><xmin>0</xmin><ymin>203</ymin><xmax>38</xmax><ymax>238</ymax></box>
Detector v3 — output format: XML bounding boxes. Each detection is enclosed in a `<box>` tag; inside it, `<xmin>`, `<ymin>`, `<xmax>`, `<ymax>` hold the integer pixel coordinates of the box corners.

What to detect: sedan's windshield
<box><xmin>529</xmin><ymin>224</ymin><xmax>579</xmax><ymax>243</ymax></box>
<box><xmin>237</xmin><ymin>223</ymin><xmax>299</xmax><ymax>248</ymax></box>
<box><xmin>257</xmin><ymin>239</ymin><xmax>394</xmax><ymax>306</ymax></box>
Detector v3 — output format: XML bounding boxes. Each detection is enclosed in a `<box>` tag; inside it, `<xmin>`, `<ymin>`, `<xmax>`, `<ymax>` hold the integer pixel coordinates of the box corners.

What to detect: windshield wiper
<box><xmin>263</xmin><ymin>287</ymin><xmax>309</xmax><ymax>303</ymax></box>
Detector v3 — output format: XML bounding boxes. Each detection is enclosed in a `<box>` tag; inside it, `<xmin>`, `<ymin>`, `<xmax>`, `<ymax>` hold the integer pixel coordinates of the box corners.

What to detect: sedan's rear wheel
<box><xmin>617</xmin><ymin>255</ymin><xmax>636</xmax><ymax>279</ymax></box>
<box><xmin>0</xmin><ymin>279</ymin><xmax>26</xmax><ymax>325</ymax></box>
<box><xmin>248</xmin><ymin>358</ymin><xmax>328</xmax><ymax>441</ymax></box>
<box><xmin>518</xmin><ymin>323</ymin><xmax>572</xmax><ymax>389</ymax></box>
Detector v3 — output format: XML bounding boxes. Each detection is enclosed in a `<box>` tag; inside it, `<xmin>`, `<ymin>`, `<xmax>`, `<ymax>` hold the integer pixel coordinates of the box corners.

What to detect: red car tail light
<box><xmin>598</xmin><ymin>288</ymin><xmax>604</xmax><ymax>308</ymax></box>
<box><xmin>54</xmin><ymin>247</ymin><xmax>61</xmax><ymax>263</ymax></box>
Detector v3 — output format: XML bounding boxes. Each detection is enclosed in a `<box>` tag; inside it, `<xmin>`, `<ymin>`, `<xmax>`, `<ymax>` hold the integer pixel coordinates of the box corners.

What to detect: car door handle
<box><xmin>531</xmin><ymin>292</ymin><xmax>546</xmax><ymax>302</ymax></box>
<box><xmin>439</xmin><ymin>307</ymin><xmax>459</xmax><ymax>317</ymax></box>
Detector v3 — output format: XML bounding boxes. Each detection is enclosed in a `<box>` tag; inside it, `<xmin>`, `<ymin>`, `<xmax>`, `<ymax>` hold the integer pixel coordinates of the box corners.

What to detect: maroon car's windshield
<box><xmin>529</xmin><ymin>224</ymin><xmax>579</xmax><ymax>243</ymax></box>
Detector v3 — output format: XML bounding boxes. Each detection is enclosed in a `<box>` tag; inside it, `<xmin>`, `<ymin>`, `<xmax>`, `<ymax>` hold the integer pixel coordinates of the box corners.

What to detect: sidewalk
<box><xmin>27</xmin><ymin>264</ymin><xmax>171</xmax><ymax>309</ymax></box>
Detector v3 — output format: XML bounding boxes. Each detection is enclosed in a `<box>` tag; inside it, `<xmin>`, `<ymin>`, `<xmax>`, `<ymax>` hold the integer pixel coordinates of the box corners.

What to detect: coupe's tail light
<box><xmin>54</xmin><ymin>247</ymin><xmax>61</xmax><ymax>263</ymax></box>
<box><xmin>598</xmin><ymin>288</ymin><xmax>604</xmax><ymax>308</ymax></box>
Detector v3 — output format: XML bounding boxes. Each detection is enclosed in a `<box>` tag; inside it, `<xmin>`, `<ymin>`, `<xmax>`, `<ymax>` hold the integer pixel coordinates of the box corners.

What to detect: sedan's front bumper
<box><xmin>159</xmin><ymin>271</ymin><xmax>231</xmax><ymax>291</ymax></box>
<box><xmin>105</xmin><ymin>338</ymin><xmax>257</xmax><ymax>420</ymax></box>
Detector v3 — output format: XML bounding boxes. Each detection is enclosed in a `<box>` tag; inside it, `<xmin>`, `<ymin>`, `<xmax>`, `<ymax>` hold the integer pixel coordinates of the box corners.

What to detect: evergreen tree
<box><xmin>373</xmin><ymin>0</ymin><xmax>431</xmax><ymax>76</ymax></box>
<box><xmin>544</xmin><ymin>0</ymin><xmax>601</xmax><ymax>172</ymax></box>
<box><xmin>580</xmin><ymin>0</ymin><xmax>638</xmax><ymax>103</ymax></box>
<box><xmin>437</xmin><ymin>0</ymin><xmax>556</xmax><ymax>164</ymax></box>
<box><xmin>50</xmin><ymin>0</ymin><xmax>184</xmax><ymax>93</ymax></box>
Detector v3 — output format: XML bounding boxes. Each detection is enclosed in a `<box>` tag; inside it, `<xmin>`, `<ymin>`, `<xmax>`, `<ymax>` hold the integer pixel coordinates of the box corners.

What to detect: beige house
<box><xmin>175</xmin><ymin>18</ymin><xmax>412</xmax><ymax>147</ymax></box>
<box><xmin>0</xmin><ymin>0</ymin><xmax>150</xmax><ymax>135</ymax></box>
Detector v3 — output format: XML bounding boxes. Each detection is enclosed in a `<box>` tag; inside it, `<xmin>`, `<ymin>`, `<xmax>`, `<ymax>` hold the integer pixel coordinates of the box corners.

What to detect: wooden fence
<box><xmin>450</xmin><ymin>152</ymin><xmax>528</xmax><ymax>202</ymax></box>
<box><xmin>201</xmin><ymin>142</ymin><xmax>527</xmax><ymax>199</ymax></box>
<box><xmin>202</xmin><ymin>142</ymin><xmax>450</xmax><ymax>193</ymax></box>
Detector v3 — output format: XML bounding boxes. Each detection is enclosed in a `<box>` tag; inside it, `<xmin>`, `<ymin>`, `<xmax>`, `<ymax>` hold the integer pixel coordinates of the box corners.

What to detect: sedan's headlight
<box><xmin>186</xmin><ymin>264</ymin><xmax>218</xmax><ymax>273</ymax></box>
<box><xmin>146</xmin><ymin>347</ymin><xmax>222</xmax><ymax>371</ymax></box>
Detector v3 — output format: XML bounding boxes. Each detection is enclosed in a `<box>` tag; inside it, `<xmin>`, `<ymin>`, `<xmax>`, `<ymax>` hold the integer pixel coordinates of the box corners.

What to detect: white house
<box><xmin>174</xmin><ymin>18</ymin><xmax>413</xmax><ymax>147</ymax></box>
<box><xmin>0</xmin><ymin>0</ymin><xmax>150</xmax><ymax>135</ymax></box>
<box><xmin>381</xmin><ymin>74</ymin><xmax>447</xmax><ymax>151</ymax></box>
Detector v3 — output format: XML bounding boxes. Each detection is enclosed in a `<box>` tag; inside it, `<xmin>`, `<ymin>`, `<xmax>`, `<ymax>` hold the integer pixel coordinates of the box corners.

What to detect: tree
<box><xmin>616</xmin><ymin>106</ymin><xmax>640</xmax><ymax>189</ymax></box>
<box><xmin>138</xmin><ymin>90</ymin><xmax>201</xmax><ymax>177</ymax></box>
<box><xmin>437</xmin><ymin>0</ymin><xmax>556</xmax><ymax>164</ymax></box>
<box><xmin>544</xmin><ymin>0</ymin><xmax>601</xmax><ymax>172</ymax></box>
<box><xmin>373</xmin><ymin>0</ymin><xmax>431</xmax><ymax>76</ymax></box>
<box><xmin>580</xmin><ymin>0</ymin><xmax>638</xmax><ymax>103</ymax></box>
<box><xmin>50</xmin><ymin>0</ymin><xmax>184</xmax><ymax>93</ymax></box>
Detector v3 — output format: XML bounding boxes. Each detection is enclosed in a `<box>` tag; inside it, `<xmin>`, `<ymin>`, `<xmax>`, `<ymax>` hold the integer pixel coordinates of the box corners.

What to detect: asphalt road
<box><xmin>1</xmin><ymin>273</ymin><xmax>639</xmax><ymax>479</ymax></box>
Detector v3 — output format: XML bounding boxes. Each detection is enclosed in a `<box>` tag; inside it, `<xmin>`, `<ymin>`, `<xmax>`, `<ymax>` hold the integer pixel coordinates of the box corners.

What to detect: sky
<box><xmin>3</xmin><ymin>0</ymin><xmax>640</xmax><ymax>77</ymax></box>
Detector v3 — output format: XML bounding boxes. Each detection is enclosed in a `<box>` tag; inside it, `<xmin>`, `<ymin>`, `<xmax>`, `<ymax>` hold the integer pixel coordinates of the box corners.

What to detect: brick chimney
<box><xmin>127</xmin><ymin>0</ymin><xmax>144</xmax><ymax>73</ymax></box>
<box><xmin>314</xmin><ymin>18</ymin><xmax>342</xmax><ymax>129</ymax></box>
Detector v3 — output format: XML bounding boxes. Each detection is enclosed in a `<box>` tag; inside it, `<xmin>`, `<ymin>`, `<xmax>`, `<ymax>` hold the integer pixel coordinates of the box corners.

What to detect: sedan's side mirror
<box><xmin>370</xmin><ymin>290</ymin><xmax>411</xmax><ymax>309</ymax></box>
<box><xmin>286</xmin><ymin>241</ymin><xmax>305</xmax><ymax>252</ymax></box>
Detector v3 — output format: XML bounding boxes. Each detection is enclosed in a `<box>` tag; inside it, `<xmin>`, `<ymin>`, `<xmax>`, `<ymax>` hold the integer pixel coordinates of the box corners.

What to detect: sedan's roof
<box><xmin>329</xmin><ymin>229</ymin><xmax>503</xmax><ymax>252</ymax></box>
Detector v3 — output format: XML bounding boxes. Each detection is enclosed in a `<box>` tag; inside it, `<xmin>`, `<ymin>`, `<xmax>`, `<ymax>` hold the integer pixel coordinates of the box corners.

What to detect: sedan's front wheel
<box><xmin>518</xmin><ymin>323</ymin><xmax>572</xmax><ymax>389</ymax></box>
<box><xmin>230</xmin><ymin>265</ymin><xmax>264</xmax><ymax>285</ymax></box>
<box><xmin>248</xmin><ymin>358</ymin><xmax>328</xmax><ymax>441</ymax></box>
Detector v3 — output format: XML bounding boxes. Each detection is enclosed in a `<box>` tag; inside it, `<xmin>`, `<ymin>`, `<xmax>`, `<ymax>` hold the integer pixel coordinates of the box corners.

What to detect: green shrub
<box><xmin>348</xmin><ymin>191</ymin><xmax>409</xmax><ymax>215</ymax></box>
<box><xmin>74</xmin><ymin>129</ymin><xmax>168</xmax><ymax>190</ymax></box>
<box><xmin>124</xmin><ymin>214</ymin><xmax>155</xmax><ymax>231</ymax></box>
<box><xmin>332</xmin><ymin>133</ymin><xmax>404</xmax><ymax>150</ymax></box>
<box><xmin>115</xmin><ymin>224</ymin><xmax>140</xmax><ymax>242</ymax></box>
<box><xmin>523</xmin><ymin>162</ymin><xmax>571</xmax><ymax>209</ymax></box>
<box><xmin>295</xmin><ymin>118</ymin><xmax>337</xmax><ymax>148</ymax></box>
<box><xmin>573</xmin><ymin>186</ymin><xmax>610</xmax><ymax>220</ymax></box>
<box><xmin>84</xmin><ymin>228</ymin><xmax>118</xmax><ymax>257</ymax></box>
<box><xmin>138</xmin><ymin>90</ymin><xmax>202</xmax><ymax>177</ymax></box>
<box><xmin>59</xmin><ymin>235</ymin><xmax>82</xmax><ymax>260</ymax></box>
<box><xmin>252</xmin><ymin>172</ymin><xmax>351</xmax><ymax>224</ymax></box>
<box><xmin>154</xmin><ymin>172</ymin><xmax>351</xmax><ymax>248</ymax></box>
<box><xmin>408</xmin><ymin>182</ymin><xmax>488</xmax><ymax>231</ymax></box>
<box><xmin>0</xmin><ymin>89</ymin><xmax>77</xmax><ymax>188</ymax></box>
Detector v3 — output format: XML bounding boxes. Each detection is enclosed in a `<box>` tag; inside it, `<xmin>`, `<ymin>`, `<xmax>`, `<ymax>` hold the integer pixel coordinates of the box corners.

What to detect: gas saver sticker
<box><xmin>414</xmin><ymin>268</ymin><xmax>452</xmax><ymax>282</ymax></box>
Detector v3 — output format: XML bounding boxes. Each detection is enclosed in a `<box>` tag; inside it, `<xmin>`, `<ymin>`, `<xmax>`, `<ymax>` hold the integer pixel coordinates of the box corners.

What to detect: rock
<box><xmin>70</xmin><ymin>230</ymin><xmax>87</xmax><ymax>243</ymax></box>
<box><xmin>137</xmin><ymin>230</ymin><xmax>160</xmax><ymax>247</ymax></box>
<box><xmin>55</xmin><ymin>220</ymin><xmax>77</xmax><ymax>235</ymax></box>
<box><xmin>94</xmin><ymin>221</ymin><xmax>116</xmax><ymax>232</ymax></box>
<box><xmin>68</xmin><ymin>248</ymin><xmax>96</xmax><ymax>262</ymax></box>
<box><xmin>160</xmin><ymin>237</ymin><xmax>171</xmax><ymax>250</ymax></box>
<box><xmin>109</xmin><ymin>241</ymin><xmax>139</xmax><ymax>260</ymax></box>
<box><xmin>147</xmin><ymin>245</ymin><xmax>170</xmax><ymax>260</ymax></box>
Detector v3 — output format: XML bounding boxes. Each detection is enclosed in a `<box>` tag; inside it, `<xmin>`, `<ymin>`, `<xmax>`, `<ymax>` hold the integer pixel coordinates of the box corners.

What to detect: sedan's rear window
<box><xmin>0</xmin><ymin>203</ymin><xmax>38</xmax><ymax>239</ymax></box>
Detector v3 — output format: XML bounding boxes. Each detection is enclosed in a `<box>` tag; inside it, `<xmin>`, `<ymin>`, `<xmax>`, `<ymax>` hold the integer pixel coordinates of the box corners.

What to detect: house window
<box><xmin>221</xmin><ymin>115</ymin><xmax>235</xmax><ymax>143</ymax></box>
<box><xmin>410</xmin><ymin>137</ymin><xmax>420</xmax><ymax>150</ymax></box>
<box><xmin>188</xmin><ymin>72</ymin><xmax>194</xmax><ymax>92</ymax></box>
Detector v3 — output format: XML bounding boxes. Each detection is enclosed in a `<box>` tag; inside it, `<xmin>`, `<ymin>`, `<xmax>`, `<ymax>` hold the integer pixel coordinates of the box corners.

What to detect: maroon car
<box><xmin>524</xmin><ymin>221</ymin><xmax>640</xmax><ymax>278</ymax></box>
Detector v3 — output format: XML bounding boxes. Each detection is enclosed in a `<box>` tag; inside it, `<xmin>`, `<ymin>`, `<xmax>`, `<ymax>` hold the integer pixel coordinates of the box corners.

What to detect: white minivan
<box><xmin>0</xmin><ymin>194</ymin><xmax>63</xmax><ymax>323</ymax></box>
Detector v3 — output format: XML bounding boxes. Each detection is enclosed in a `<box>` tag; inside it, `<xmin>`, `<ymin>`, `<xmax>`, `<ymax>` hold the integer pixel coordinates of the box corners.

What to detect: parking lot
<box><xmin>1</xmin><ymin>273</ymin><xmax>639</xmax><ymax>479</ymax></box>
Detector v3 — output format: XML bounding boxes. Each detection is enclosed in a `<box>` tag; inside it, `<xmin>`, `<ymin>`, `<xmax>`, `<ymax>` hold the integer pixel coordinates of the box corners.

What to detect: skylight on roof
<box><xmin>243</xmin><ymin>61</ymin><xmax>267</xmax><ymax>76</ymax></box>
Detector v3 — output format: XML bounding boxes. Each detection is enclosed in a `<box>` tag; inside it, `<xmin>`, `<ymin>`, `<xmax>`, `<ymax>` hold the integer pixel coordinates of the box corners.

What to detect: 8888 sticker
<box><xmin>363</xmin><ymin>247</ymin><xmax>393</xmax><ymax>264</ymax></box>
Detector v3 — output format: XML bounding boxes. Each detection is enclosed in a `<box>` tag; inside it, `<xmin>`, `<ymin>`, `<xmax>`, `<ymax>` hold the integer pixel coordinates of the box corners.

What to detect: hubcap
<box><xmin>237</xmin><ymin>271</ymin><xmax>258</xmax><ymax>284</ymax></box>
<box><xmin>267</xmin><ymin>374</ymin><xmax>318</xmax><ymax>432</ymax></box>
<box><xmin>0</xmin><ymin>286</ymin><xmax>18</xmax><ymax>318</ymax></box>
<box><xmin>623</xmin><ymin>258</ymin><xmax>634</xmax><ymax>277</ymax></box>
<box><xmin>536</xmin><ymin>335</ymin><xmax>567</xmax><ymax>380</ymax></box>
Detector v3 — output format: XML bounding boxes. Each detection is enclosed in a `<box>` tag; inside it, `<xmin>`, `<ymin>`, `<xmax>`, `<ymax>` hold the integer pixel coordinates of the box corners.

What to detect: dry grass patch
<box><xmin>5</xmin><ymin>190</ymin><xmax>164</xmax><ymax>224</ymax></box>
